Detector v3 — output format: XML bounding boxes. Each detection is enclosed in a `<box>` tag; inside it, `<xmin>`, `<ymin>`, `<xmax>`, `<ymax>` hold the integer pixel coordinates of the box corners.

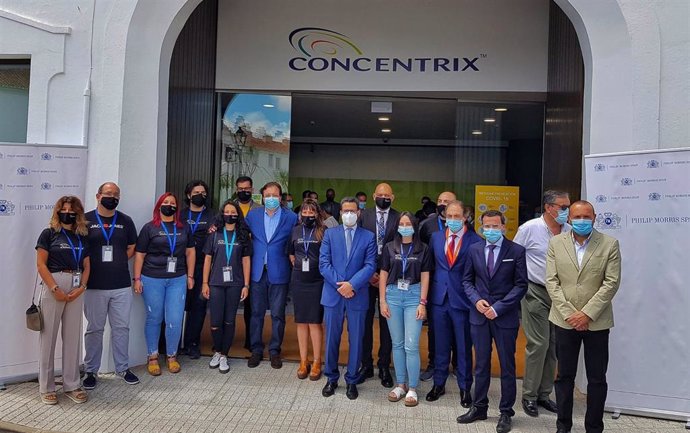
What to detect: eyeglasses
<box><xmin>547</xmin><ymin>203</ymin><xmax>570</xmax><ymax>211</ymax></box>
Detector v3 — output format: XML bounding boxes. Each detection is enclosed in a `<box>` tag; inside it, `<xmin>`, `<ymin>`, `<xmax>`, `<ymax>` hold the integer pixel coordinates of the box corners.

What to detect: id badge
<box><xmin>102</xmin><ymin>245</ymin><xmax>114</xmax><ymax>263</ymax></box>
<box><xmin>301</xmin><ymin>258</ymin><xmax>310</xmax><ymax>272</ymax></box>
<box><xmin>397</xmin><ymin>278</ymin><xmax>410</xmax><ymax>291</ymax></box>
<box><xmin>222</xmin><ymin>266</ymin><xmax>233</xmax><ymax>282</ymax></box>
<box><xmin>167</xmin><ymin>257</ymin><xmax>177</xmax><ymax>273</ymax></box>
<box><xmin>72</xmin><ymin>272</ymin><xmax>82</xmax><ymax>288</ymax></box>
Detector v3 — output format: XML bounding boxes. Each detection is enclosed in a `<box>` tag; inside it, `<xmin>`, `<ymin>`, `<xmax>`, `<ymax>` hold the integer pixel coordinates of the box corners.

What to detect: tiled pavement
<box><xmin>0</xmin><ymin>358</ymin><xmax>683</xmax><ymax>433</ymax></box>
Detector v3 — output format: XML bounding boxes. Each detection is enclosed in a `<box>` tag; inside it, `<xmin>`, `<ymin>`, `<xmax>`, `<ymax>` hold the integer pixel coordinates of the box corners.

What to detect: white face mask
<box><xmin>342</xmin><ymin>211</ymin><xmax>358</xmax><ymax>227</ymax></box>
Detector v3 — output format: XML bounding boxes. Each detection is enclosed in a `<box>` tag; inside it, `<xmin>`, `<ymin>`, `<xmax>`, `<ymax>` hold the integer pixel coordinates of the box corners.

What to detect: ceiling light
<box><xmin>483</xmin><ymin>118</ymin><xmax>496</xmax><ymax>123</ymax></box>
<box><xmin>378</xmin><ymin>116</ymin><xmax>390</xmax><ymax>121</ymax></box>
<box><xmin>494</xmin><ymin>107</ymin><xmax>508</xmax><ymax>112</ymax></box>
<box><xmin>263</xmin><ymin>104</ymin><xmax>275</xmax><ymax>108</ymax></box>
<box><xmin>471</xmin><ymin>130</ymin><xmax>482</xmax><ymax>135</ymax></box>
<box><xmin>381</xmin><ymin>128</ymin><xmax>391</xmax><ymax>133</ymax></box>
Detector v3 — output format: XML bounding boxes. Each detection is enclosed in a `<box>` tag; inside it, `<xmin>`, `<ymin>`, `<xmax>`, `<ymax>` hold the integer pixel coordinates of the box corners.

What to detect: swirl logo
<box><xmin>289</xmin><ymin>27</ymin><xmax>363</xmax><ymax>58</ymax></box>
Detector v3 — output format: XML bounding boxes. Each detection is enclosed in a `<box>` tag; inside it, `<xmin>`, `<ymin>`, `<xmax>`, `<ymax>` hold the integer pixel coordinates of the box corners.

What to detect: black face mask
<box><xmin>223</xmin><ymin>214</ymin><xmax>239</xmax><ymax>225</ymax></box>
<box><xmin>58</xmin><ymin>212</ymin><xmax>77</xmax><ymax>225</ymax></box>
<box><xmin>375</xmin><ymin>197</ymin><xmax>392</xmax><ymax>210</ymax></box>
<box><xmin>326</xmin><ymin>194</ymin><xmax>335</xmax><ymax>201</ymax></box>
<box><xmin>100</xmin><ymin>197</ymin><xmax>119</xmax><ymax>211</ymax></box>
<box><xmin>160</xmin><ymin>205</ymin><xmax>176</xmax><ymax>217</ymax></box>
<box><xmin>237</xmin><ymin>191</ymin><xmax>252</xmax><ymax>203</ymax></box>
<box><xmin>437</xmin><ymin>204</ymin><xmax>447</xmax><ymax>218</ymax></box>
<box><xmin>190</xmin><ymin>194</ymin><xmax>206</xmax><ymax>207</ymax></box>
<box><xmin>303</xmin><ymin>216</ymin><xmax>316</xmax><ymax>228</ymax></box>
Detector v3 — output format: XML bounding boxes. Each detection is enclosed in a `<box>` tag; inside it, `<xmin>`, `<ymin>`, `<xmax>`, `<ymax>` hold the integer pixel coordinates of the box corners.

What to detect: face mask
<box><xmin>398</xmin><ymin>226</ymin><xmax>414</xmax><ymax>237</ymax></box>
<box><xmin>160</xmin><ymin>205</ymin><xmax>176</xmax><ymax>217</ymax></box>
<box><xmin>342</xmin><ymin>212</ymin><xmax>358</xmax><ymax>227</ymax></box>
<box><xmin>327</xmin><ymin>194</ymin><xmax>335</xmax><ymax>201</ymax></box>
<box><xmin>223</xmin><ymin>214</ymin><xmax>239</xmax><ymax>225</ymax></box>
<box><xmin>303</xmin><ymin>216</ymin><xmax>316</xmax><ymax>228</ymax></box>
<box><xmin>58</xmin><ymin>212</ymin><xmax>77</xmax><ymax>225</ymax></box>
<box><xmin>190</xmin><ymin>194</ymin><xmax>206</xmax><ymax>207</ymax></box>
<box><xmin>571</xmin><ymin>219</ymin><xmax>593</xmax><ymax>236</ymax></box>
<box><xmin>264</xmin><ymin>196</ymin><xmax>280</xmax><ymax>210</ymax></box>
<box><xmin>358</xmin><ymin>201</ymin><xmax>366</xmax><ymax>210</ymax></box>
<box><xmin>446</xmin><ymin>218</ymin><xmax>463</xmax><ymax>233</ymax></box>
<box><xmin>375</xmin><ymin>197</ymin><xmax>392</xmax><ymax>210</ymax></box>
<box><xmin>555</xmin><ymin>208</ymin><xmax>569</xmax><ymax>225</ymax></box>
<box><xmin>237</xmin><ymin>191</ymin><xmax>252</xmax><ymax>203</ymax></box>
<box><xmin>100</xmin><ymin>197</ymin><xmax>119</xmax><ymax>211</ymax></box>
<box><xmin>286</xmin><ymin>201</ymin><xmax>294</xmax><ymax>210</ymax></box>
<box><xmin>483</xmin><ymin>228</ymin><xmax>503</xmax><ymax>243</ymax></box>
<box><xmin>436</xmin><ymin>204</ymin><xmax>447</xmax><ymax>218</ymax></box>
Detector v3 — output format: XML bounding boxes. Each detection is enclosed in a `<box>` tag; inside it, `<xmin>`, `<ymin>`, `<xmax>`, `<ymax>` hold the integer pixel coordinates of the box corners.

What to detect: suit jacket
<box><xmin>420</xmin><ymin>214</ymin><xmax>444</xmax><ymax>245</ymax></box>
<box><xmin>545</xmin><ymin>229</ymin><xmax>621</xmax><ymax>331</ymax></box>
<box><xmin>245</xmin><ymin>206</ymin><xmax>298</xmax><ymax>284</ymax></box>
<box><xmin>319</xmin><ymin>225</ymin><xmax>377</xmax><ymax>310</ymax></box>
<box><xmin>463</xmin><ymin>238</ymin><xmax>528</xmax><ymax>328</ymax></box>
<box><xmin>428</xmin><ymin>228</ymin><xmax>483</xmax><ymax>310</ymax></box>
<box><xmin>358</xmin><ymin>207</ymin><xmax>400</xmax><ymax>269</ymax></box>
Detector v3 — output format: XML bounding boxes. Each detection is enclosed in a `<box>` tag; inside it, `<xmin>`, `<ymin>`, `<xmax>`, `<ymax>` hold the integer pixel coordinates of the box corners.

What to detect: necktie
<box><xmin>377</xmin><ymin>211</ymin><xmax>385</xmax><ymax>245</ymax></box>
<box><xmin>446</xmin><ymin>234</ymin><xmax>457</xmax><ymax>266</ymax></box>
<box><xmin>487</xmin><ymin>244</ymin><xmax>497</xmax><ymax>276</ymax></box>
<box><xmin>346</xmin><ymin>228</ymin><xmax>353</xmax><ymax>258</ymax></box>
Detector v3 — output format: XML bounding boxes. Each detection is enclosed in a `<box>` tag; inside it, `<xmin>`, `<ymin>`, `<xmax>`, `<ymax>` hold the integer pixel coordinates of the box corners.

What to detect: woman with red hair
<box><xmin>133</xmin><ymin>193</ymin><xmax>195</xmax><ymax>375</ymax></box>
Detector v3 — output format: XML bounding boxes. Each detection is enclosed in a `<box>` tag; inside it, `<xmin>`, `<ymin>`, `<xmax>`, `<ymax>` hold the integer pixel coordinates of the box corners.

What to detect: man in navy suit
<box><xmin>245</xmin><ymin>182</ymin><xmax>298</xmax><ymax>369</ymax></box>
<box><xmin>458</xmin><ymin>210</ymin><xmax>528</xmax><ymax>433</ymax></box>
<box><xmin>320</xmin><ymin>197</ymin><xmax>377</xmax><ymax>400</ymax></box>
<box><xmin>426</xmin><ymin>200</ymin><xmax>482</xmax><ymax>407</ymax></box>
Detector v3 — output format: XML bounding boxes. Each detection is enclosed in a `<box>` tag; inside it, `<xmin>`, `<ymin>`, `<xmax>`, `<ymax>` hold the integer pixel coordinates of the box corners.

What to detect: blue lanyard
<box><xmin>400</xmin><ymin>243</ymin><xmax>413</xmax><ymax>278</ymax></box>
<box><xmin>301</xmin><ymin>225</ymin><xmax>314</xmax><ymax>256</ymax></box>
<box><xmin>95</xmin><ymin>211</ymin><xmax>118</xmax><ymax>245</ymax></box>
<box><xmin>437</xmin><ymin>217</ymin><xmax>444</xmax><ymax>232</ymax></box>
<box><xmin>160</xmin><ymin>222</ymin><xmax>177</xmax><ymax>257</ymax></box>
<box><xmin>61</xmin><ymin>229</ymin><xmax>83</xmax><ymax>271</ymax></box>
<box><xmin>188</xmin><ymin>209</ymin><xmax>204</xmax><ymax>234</ymax></box>
<box><xmin>223</xmin><ymin>229</ymin><xmax>237</xmax><ymax>267</ymax></box>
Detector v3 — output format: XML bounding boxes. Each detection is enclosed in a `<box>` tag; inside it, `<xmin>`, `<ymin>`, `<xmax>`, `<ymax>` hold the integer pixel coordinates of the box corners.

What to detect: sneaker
<box><xmin>219</xmin><ymin>356</ymin><xmax>229</xmax><ymax>374</ymax></box>
<box><xmin>420</xmin><ymin>365</ymin><xmax>434</xmax><ymax>382</ymax></box>
<box><xmin>117</xmin><ymin>369</ymin><xmax>140</xmax><ymax>385</ymax></box>
<box><xmin>82</xmin><ymin>372</ymin><xmax>97</xmax><ymax>390</ymax></box>
<box><xmin>209</xmin><ymin>352</ymin><xmax>222</xmax><ymax>369</ymax></box>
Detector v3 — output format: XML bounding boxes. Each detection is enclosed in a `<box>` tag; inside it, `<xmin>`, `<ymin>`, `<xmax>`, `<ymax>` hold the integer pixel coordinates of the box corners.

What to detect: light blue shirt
<box><xmin>263</xmin><ymin>206</ymin><xmax>282</xmax><ymax>264</ymax></box>
<box><xmin>484</xmin><ymin>235</ymin><xmax>504</xmax><ymax>268</ymax></box>
<box><xmin>344</xmin><ymin>224</ymin><xmax>358</xmax><ymax>241</ymax></box>
<box><xmin>572</xmin><ymin>231</ymin><xmax>592</xmax><ymax>268</ymax></box>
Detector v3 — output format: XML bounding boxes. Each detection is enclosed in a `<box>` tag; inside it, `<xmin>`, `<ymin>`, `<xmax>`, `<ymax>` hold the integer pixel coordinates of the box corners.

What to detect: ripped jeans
<box><xmin>141</xmin><ymin>275</ymin><xmax>187</xmax><ymax>356</ymax></box>
<box><xmin>385</xmin><ymin>282</ymin><xmax>424</xmax><ymax>388</ymax></box>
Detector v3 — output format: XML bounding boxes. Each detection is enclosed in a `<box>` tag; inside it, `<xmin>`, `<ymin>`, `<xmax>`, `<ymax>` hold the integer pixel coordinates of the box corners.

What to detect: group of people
<box><xmin>35</xmin><ymin>177</ymin><xmax>621</xmax><ymax>433</ymax></box>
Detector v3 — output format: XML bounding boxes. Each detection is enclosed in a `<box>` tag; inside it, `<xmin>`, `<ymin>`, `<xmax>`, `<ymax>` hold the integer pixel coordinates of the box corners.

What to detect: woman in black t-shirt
<box><xmin>201</xmin><ymin>200</ymin><xmax>251</xmax><ymax>374</ymax></box>
<box><xmin>133</xmin><ymin>193</ymin><xmax>195</xmax><ymax>376</ymax></box>
<box><xmin>35</xmin><ymin>195</ymin><xmax>91</xmax><ymax>405</ymax></box>
<box><xmin>287</xmin><ymin>198</ymin><xmax>326</xmax><ymax>381</ymax></box>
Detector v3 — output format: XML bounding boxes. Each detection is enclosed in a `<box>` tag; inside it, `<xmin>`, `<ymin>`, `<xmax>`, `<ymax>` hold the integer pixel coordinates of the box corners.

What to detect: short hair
<box><xmin>340</xmin><ymin>196</ymin><xmax>358</xmax><ymax>206</ymax></box>
<box><xmin>355</xmin><ymin>191</ymin><xmax>367</xmax><ymax>199</ymax></box>
<box><xmin>421</xmin><ymin>196</ymin><xmax>431</xmax><ymax>203</ymax></box>
<box><xmin>97</xmin><ymin>182</ymin><xmax>120</xmax><ymax>195</ymax></box>
<box><xmin>281</xmin><ymin>192</ymin><xmax>288</xmax><ymax>200</ymax></box>
<box><xmin>326</xmin><ymin>188</ymin><xmax>335</xmax><ymax>194</ymax></box>
<box><xmin>260</xmin><ymin>181</ymin><xmax>283</xmax><ymax>196</ymax></box>
<box><xmin>445</xmin><ymin>200</ymin><xmax>465</xmax><ymax>214</ymax></box>
<box><xmin>235</xmin><ymin>176</ymin><xmax>253</xmax><ymax>187</ymax></box>
<box><xmin>543</xmin><ymin>189</ymin><xmax>569</xmax><ymax>205</ymax></box>
<box><xmin>480</xmin><ymin>209</ymin><xmax>506</xmax><ymax>225</ymax></box>
<box><xmin>183</xmin><ymin>180</ymin><xmax>209</xmax><ymax>205</ymax></box>
<box><xmin>302</xmin><ymin>189</ymin><xmax>311</xmax><ymax>199</ymax></box>
<box><xmin>570</xmin><ymin>200</ymin><xmax>595</xmax><ymax>214</ymax></box>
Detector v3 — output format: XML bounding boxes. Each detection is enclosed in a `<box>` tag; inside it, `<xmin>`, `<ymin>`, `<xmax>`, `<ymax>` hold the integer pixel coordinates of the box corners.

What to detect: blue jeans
<box><xmin>141</xmin><ymin>275</ymin><xmax>187</xmax><ymax>356</ymax></box>
<box><xmin>385</xmin><ymin>282</ymin><xmax>423</xmax><ymax>388</ymax></box>
<box><xmin>250</xmin><ymin>270</ymin><xmax>288</xmax><ymax>355</ymax></box>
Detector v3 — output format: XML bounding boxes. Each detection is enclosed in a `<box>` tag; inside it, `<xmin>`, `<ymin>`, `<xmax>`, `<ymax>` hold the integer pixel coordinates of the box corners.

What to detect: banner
<box><xmin>474</xmin><ymin>185</ymin><xmax>520</xmax><ymax>239</ymax></box>
<box><xmin>585</xmin><ymin>148</ymin><xmax>690</xmax><ymax>420</ymax></box>
<box><xmin>0</xmin><ymin>144</ymin><xmax>87</xmax><ymax>384</ymax></box>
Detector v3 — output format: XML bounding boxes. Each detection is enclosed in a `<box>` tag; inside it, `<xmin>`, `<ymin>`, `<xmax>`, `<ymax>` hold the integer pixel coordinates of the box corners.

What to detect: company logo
<box><xmin>40</xmin><ymin>152</ymin><xmax>53</xmax><ymax>161</ymax></box>
<box><xmin>594</xmin><ymin>163</ymin><xmax>606</xmax><ymax>172</ymax></box>
<box><xmin>288</xmin><ymin>27</ymin><xmax>480</xmax><ymax>73</ymax></box>
<box><xmin>648</xmin><ymin>192</ymin><xmax>661</xmax><ymax>201</ymax></box>
<box><xmin>0</xmin><ymin>199</ymin><xmax>16</xmax><ymax>216</ymax></box>
<box><xmin>17</xmin><ymin>167</ymin><xmax>29</xmax><ymax>176</ymax></box>
<box><xmin>595</xmin><ymin>195</ymin><xmax>607</xmax><ymax>203</ymax></box>
<box><xmin>620</xmin><ymin>177</ymin><xmax>633</xmax><ymax>186</ymax></box>
<box><xmin>647</xmin><ymin>159</ymin><xmax>660</xmax><ymax>168</ymax></box>
<box><xmin>595</xmin><ymin>212</ymin><xmax>622</xmax><ymax>230</ymax></box>
<box><xmin>40</xmin><ymin>182</ymin><xmax>52</xmax><ymax>190</ymax></box>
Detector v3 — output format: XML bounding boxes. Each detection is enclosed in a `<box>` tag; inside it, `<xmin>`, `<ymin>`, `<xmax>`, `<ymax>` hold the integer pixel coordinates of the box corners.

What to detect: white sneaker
<box><xmin>209</xmin><ymin>352</ymin><xmax>222</xmax><ymax>369</ymax></box>
<box><xmin>219</xmin><ymin>356</ymin><xmax>230</xmax><ymax>374</ymax></box>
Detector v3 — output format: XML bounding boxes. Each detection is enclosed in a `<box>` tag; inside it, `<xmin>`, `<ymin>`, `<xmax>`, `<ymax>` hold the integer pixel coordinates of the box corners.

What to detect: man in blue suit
<box><xmin>458</xmin><ymin>210</ymin><xmax>528</xmax><ymax>433</ymax></box>
<box><xmin>319</xmin><ymin>197</ymin><xmax>377</xmax><ymax>400</ymax></box>
<box><xmin>245</xmin><ymin>182</ymin><xmax>298</xmax><ymax>369</ymax></box>
<box><xmin>426</xmin><ymin>200</ymin><xmax>482</xmax><ymax>406</ymax></box>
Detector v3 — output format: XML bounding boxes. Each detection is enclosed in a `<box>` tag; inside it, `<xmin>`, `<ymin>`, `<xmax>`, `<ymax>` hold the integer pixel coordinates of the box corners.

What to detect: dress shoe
<box><xmin>322</xmin><ymin>381</ymin><xmax>338</xmax><ymax>397</ymax></box>
<box><xmin>496</xmin><ymin>413</ymin><xmax>512</xmax><ymax>433</ymax></box>
<box><xmin>425</xmin><ymin>385</ymin><xmax>446</xmax><ymax>401</ymax></box>
<box><xmin>460</xmin><ymin>388</ymin><xmax>473</xmax><ymax>408</ymax></box>
<box><xmin>356</xmin><ymin>365</ymin><xmax>374</xmax><ymax>384</ymax></box>
<box><xmin>247</xmin><ymin>352</ymin><xmax>262</xmax><ymax>368</ymax></box>
<box><xmin>556</xmin><ymin>429</ymin><xmax>570</xmax><ymax>433</ymax></box>
<box><xmin>456</xmin><ymin>406</ymin><xmax>488</xmax><ymax>424</ymax></box>
<box><xmin>419</xmin><ymin>365</ymin><xmax>434</xmax><ymax>382</ymax></box>
<box><xmin>522</xmin><ymin>399</ymin><xmax>539</xmax><ymax>417</ymax></box>
<box><xmin>270</xmin><ymin>354</ymin><xmax>282</xmax><ymax>369</ymax></box>
<box><xmin>379</xmin><ymin>367</ymin><xmax>394</xmax><ymax>388</ymax></box>
<box><xmin>538</xmin><ymin>398</ymin><xmax>558</xmax><ymax>413</ymax></box>
<box><xmin>346</xmin><ymin>384</ymin><xmax>359</xmax><ymax>400</ymax></box>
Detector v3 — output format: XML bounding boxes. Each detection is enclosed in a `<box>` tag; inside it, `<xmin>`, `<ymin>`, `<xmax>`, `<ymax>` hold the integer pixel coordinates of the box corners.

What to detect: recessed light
<box><xmin>378</xmin><ymin>116</ymin><xmax>390</xmax><ymax>121</ymax></box>
<box><xmin>494</xmin><ymin>107</ymin><xmax>508</xmax><ymax>112</ymax></box>
<box><xmin>471</xmin><ymin>130</ymin><xmax>482</xmax><ymax>135</ymax></box>
<box><xmin>263</xmin><ymin>104</ymin><xmax>275</xmax><ymax>108</ymax></box>
<box><xmin>381</xmin><ymin>128</ymin><xmax>391</xmax><ymax>133</ymax></box>
<box><xmin>483</xmin><ymin>118</ymin><xmax>496</xmax><ymax>123</ymax></box>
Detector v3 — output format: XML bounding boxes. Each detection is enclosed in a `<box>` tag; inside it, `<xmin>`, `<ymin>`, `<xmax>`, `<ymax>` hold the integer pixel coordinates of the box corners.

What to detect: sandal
<box><xmin>148</xmin><ymin>354</ymin><xmax>161</xmax><ymax>376</ymax></box>
<box><xmin>64</xmin><ymin>387</ymin><xmax>88</xmax><ymax>404</ymax></box>
<box><xmin>388</xmin><ymin>385</ymin><xmax>408</xmax><ymax>402</ymax></box>
<box><xmin>404</xmin><ymin>389</ymin><xmax>419</xmax><ymax>407</ymax></box>
<box><xmin>40</xmin><ymin>392</ymin><xmax>58</xmax><ymax>405</ymax></box>
<box><xmin>167</xmin><ymin>355</ymin><xmax>181</xmax><ymax>374</ymax></box>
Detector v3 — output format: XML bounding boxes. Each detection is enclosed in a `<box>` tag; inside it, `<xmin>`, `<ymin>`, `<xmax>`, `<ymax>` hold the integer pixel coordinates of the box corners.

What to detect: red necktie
<box><xmin>446</xmin><ymin>234</ymin><xmax>457</xmax><ymax>266</ymax></box>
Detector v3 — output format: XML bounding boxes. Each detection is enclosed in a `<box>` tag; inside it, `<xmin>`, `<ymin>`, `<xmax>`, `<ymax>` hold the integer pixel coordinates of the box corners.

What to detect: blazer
<box><xmin>545</xmin><ymin>229</ymin><xmax>621</xmax><ymax>331</ymax></box>
<box><xmin>358</xmin><ymin>207</ymin><xmax>400</xmax><ymax>269</ymax></box>
<box><xmin>463</xmin><ymin>238</ymin><xmax>528</xmax><ymax>328</ymax></box>
<box><xmin>319</xmin><ymin>225</ymin><xmax>377</xmax><ymax>310</ymax></box>
<box><xmin>245</xmin><ymin>206</ymin><xmax>298</xmax><ymax>284</ymax></box>
<box><xmin>428</xmin><ymin>228</ymin><xmax>483</xmax><ymax>310</ymax></box>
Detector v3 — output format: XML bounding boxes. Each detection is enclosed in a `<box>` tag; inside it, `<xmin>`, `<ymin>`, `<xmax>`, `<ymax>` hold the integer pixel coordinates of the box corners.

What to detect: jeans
<box><xmin>209</xmin><ymin>285</ymin><xmax>242</xmax><ymax>354</ymax></box>
<box><xmin>141</xmin><ymin>275</ymin><xmax>187</xmax><ymax>356</ymax></box>
<box><xmin>249</xmin><ymin>270</ymin><xmax>288</xmax><ymax>356</ymax></box>
<box><xmin>385</xmin><ymin>283</ymin><xmax>423</xmax><ymax>388</ymax></box>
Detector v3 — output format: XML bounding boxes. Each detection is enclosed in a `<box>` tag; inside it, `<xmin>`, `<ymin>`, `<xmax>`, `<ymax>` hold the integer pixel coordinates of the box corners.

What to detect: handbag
<box><xmin>26</xmin><ymin>273</ymin><xmax>43</xmax><ymax>332</ymax></box>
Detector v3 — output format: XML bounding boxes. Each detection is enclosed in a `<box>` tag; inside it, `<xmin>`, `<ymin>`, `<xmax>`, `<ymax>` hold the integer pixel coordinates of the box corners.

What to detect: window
<box><xmin>275</xmin><ymin>157</ymin><xmax>281</xmax><ymax>170</ymax></box>
<box><xmin>0</xmin><ymin>59</ymin><xmax>30</xmax><ymax>143</ymax></box>
<box><xmin>268</xmin><ymin>154</ymin><xmax>273</xmax><ymax>167</ymax></box>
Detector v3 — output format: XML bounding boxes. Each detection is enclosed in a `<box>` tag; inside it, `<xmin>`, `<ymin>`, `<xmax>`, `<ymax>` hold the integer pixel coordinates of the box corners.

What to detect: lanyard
<box><xmin>223</xmin><ymin>229</ymin><xmax>237</xmax><ymax>267</ymax></box>
<box><xmin>437</xmin><ymin>217</ymin><xmax>444</xmax><ymax>232</ymax></box>
<box><xmin>400</xmin><ymin>243</ymin><xmax>414</xmax><ymax>278</ymax></box>
<box><xmin>61</xmin><ymin>229</ymin><xmax>83</xmax><ymax>271</ymax></box>
<box><xmin>302</xmin><ymin>225</ymin><xmax>314</xmax><ymax>256</ymax></box>
<box><xmin>95</xmin><ymin>211</ymin><xmax>118</xmax><ymax>245</ymax></box>
<box><xmin>188</xmin><ymin>209</ymin><xmax>204</xmax><ymax>235</ymax></box>
<box><xmin>160</xmin><ymin>221</ymin><xmax>177</xmax><ymax>257</ymax></box>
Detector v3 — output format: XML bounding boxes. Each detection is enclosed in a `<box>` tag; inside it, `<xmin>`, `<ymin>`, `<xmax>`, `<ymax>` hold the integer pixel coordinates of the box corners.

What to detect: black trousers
<box><xmin>209</xmin><ymin>285</ymin><xmax>242</xmax><ymax>354</ymax></box>
<box><xmin>555</xmin><ymin>326</ymin><xmax>609</xmax><ymax>433</ymax></box>
<box><xmin>362</xmin><ymin>284</ymin><xmax>392</xmax><ymax>369</ymax></box>
<box><xmin>183</xmin><ymin>266</ymin><xmax>207</xmax><ymax>348</ymax></box>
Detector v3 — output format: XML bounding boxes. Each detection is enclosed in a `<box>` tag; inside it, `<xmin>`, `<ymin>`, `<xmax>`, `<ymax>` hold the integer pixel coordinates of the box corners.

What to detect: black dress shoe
<box><xmin>322</xmin><ymin>381</ymin><xmax>338</xmax><ymax>397</ymax></box>
<box><xmin>460</xmin><ymin>388</ymin><xmax>473</xmax><ymax>408</ymax></box>
<box><xmin>496</xmin><ymin>414</ymin><xmax>512</xmax><ymax>433</ymax></box>
<box><xmin>356</xmin><ymin>365</ymin><xmax>374</xmax><ymax>384</ymax></box>
<box><xmin>556</xmin><ymin>429</ymin><xmax>570</xmax><ymax>433</ymax></box>
<box><xmin>346</xmin><ymin>384</ymin><xmax>359</xmax><ymax>400</ymax></box>
<box><xmin>379</xmin><ymin>367</ymin><xmax>393</xmax><ymax>388</ymax></box>
<box><xmin>538</xmin><ymin>398</ymin><xmax>558</xmax><ymax>413</ymax></box>
<box><xmin>456</xmin><ymin>406</ymin><xmax>488</xmax><ymax>424</ymax></box>
<box><xmin>425</xmin><ymin>385</ymin><xmax>446</xmax><ymax>402</ymax></box>
<box><xmin>247</xmin><ymin>352</ymin><xmax>262</xmax><ymax>368</ymax></box>
<box><xmin>522</xmin><ymin>399</ymin><xmax>539</xmax><ymax>417</ymax></box>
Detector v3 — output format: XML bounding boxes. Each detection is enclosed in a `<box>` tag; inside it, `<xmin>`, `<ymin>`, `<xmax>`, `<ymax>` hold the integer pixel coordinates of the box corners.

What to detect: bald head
<box><xmin>373</xmin><ymin>183</ymin><xmax>393</xmax><ymax>197</ymax></box>
<box><xmin>569</xmin><ymin>200</ymin><xmax>595</xmax><ymax>220</ymax></box>
<box><xmin>437</xmin><ymin>191</ymin><xmax>456</xmax><ymax>205</ymax></box>
<box><xmin>373</xmin><ymin>183</ymin><xmax>394</xmax><ymax>210</ymax></box>
<box><xmin>98</xmin><ymin>182</ymin><xmax>120</xmax><ymax>195</ymax></box>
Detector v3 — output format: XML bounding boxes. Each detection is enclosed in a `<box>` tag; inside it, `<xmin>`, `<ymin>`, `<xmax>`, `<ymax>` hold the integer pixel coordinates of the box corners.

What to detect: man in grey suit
<box><xmin>546</xmin><ymin>200</ymin><xmax>621</xmax><ymax>433</ymax></box>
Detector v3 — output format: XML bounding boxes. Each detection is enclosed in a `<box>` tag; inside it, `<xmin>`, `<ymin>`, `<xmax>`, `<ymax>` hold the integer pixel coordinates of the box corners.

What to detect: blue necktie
<box><xmin>487</xmin><ymin>244</ymin><xmax>497</xmax><ymax>276</ymax></box>
<box><xmin>377</xmin><ymin>211</ymin><xmax>385</xmax><ymax>246</ymax></box>
<box><xmin>346</xmin><ymin>228</ymin><xmax>353</xmax><ymax>258</ymax></box>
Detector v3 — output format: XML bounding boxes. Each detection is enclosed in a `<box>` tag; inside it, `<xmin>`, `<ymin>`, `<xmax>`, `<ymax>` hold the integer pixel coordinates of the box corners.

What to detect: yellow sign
<box><xmin>474</xmin><ymin>185</ymin><xmax>520</xmax><ymax>240</ymax></box>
